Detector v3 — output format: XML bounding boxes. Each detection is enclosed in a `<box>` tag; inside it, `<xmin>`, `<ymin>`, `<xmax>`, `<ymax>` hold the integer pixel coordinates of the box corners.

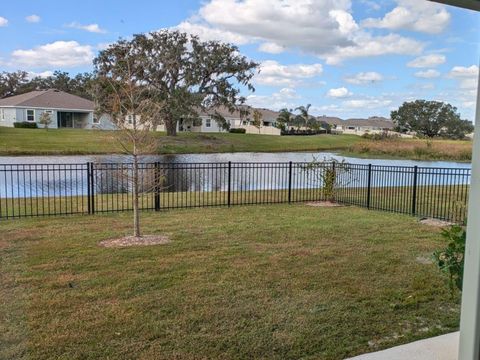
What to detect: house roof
<box><xmin>316</xmin><ymin>116</ymin><xmax>344</xmax><ymax>125</ymax></box>
<box><xmin>315</xmin><ymin>115</ymin><xmax>394</xmax><ymax>128</ymax></box>
<box><xmin>0</xmin><ymin>89</ymin><xmax>94</xmax><ymax>111</ymax></box>
<box><xmin>253</xmin><ymin>108</ymin><xmax>280</xmax><ymax>121</ymax></box>
<box><xmin>344</xmin><ymin>117</ymin><xmax>394</xmax><ymax>129</ymax></box>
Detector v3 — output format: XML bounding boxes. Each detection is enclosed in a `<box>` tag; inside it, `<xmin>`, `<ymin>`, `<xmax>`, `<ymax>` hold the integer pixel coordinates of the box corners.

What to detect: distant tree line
<box><xmin>0</xmin><ymin>70</ymin><xmax>95</xmax><ymax>100</ymax></box>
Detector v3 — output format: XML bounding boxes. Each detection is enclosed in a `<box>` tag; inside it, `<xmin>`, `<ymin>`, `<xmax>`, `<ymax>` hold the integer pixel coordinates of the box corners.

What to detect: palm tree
<box><xmin>276</xmin><ymin>108</ymin><xmax>292</xmax><ymax>131</ymax></box>
<box><xmin>295</xmin><ymin>104</ymin><xmax>311</xmax><ymax>130</ymax></box>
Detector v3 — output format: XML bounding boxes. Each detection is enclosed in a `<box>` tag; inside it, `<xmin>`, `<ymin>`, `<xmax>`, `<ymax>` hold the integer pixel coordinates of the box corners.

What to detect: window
<box><xmin>127</xmin><ymin>115</ymin><xmax>133</xmax><ymax>124</ymax></box>
<box><xmin>93</xmin><ymin>116</ymin><xmax>100</xmax><ymax>124</ymax></box>
<box><xmin>26</xmin><ymin>109</ymin><xmax>35</xmax><ymax>122</ymax></box>
<box><xmin>205</xmin><ymin>118</ymin><xmax>211</xmax><ymax>128</ymax></box>
<box><xmin>0</xmin><ymin>109</ymin><xmax>4</xmax><ymax>121</ymax></box>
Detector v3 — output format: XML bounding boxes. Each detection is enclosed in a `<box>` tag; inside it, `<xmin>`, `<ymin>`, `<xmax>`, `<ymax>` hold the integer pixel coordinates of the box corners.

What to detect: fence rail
<box><xmin>0</xmin><ymin>161</ymin><xmax>471</xmax><ymax>222</ymax></box>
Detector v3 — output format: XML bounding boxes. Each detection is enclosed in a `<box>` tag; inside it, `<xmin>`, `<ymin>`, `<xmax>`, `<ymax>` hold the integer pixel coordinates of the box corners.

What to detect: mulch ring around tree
<box><xmin>99</xmin><ymin>235</ymin><xmax>171</xmax><ymax>248</ymax></box>
<box><xmin>418</xmin><ymin>217</ymin><xmax>454</xmax><ymax>228</ymax></box>
<box><xmin>305</xmin><ymin>201</ymin><xmax>344</xmax><ymax>207</ymax></box>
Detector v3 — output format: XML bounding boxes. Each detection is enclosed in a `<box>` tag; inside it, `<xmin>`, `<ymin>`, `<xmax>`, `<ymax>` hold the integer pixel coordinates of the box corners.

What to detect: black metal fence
<box><xmin>0</xmin><ymin>161</ymin><xmax>471</xmax><ymax>222</ymax></box>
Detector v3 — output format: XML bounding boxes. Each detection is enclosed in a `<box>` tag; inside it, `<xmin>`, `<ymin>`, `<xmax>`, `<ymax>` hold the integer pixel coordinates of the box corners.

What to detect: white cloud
<box><xmin>362</xmin><ymin>0</ymin><xmax>450</xmax><ymax>34</ymax></box>
<box><xmin>256</xmin><ymin>60</ymin><xmax>323</xmax><ymax>87</ymax></box>
<box><xmin>327</xmin><ymin>87</ymin><xmax>352</xmax><ymax>98</ymax></box>
<box><xmin>443</xmin><ymin>65</ymin><xmax>479</xmax><ymax>117</ymax></box>
<box><xmin>323</xmin><ymin>33</ymin><xmax>423</xmax><ymax>65</ymax></box>
<box><xmin>27</xmin><ymin>70</ymin><xmax>54</xmax><ymax>79</ymax></box>
<box><xmin>418</xmin><ymin>83</ymin><xmax>435</xmax><ymax>90</ymax></box>
<box><xmin>174</xmin><ymin>0</ymin><xmax>424</xmax><ymax>65</ymax></box>
<box><xmin>66</xmin><ymin>22</ymin><xmax>107</xmax><ymax>34</ymax></box>
<box><xmin>26</xmin><ymin>15</ymin><xmax>41</xmax><ymax>23</ymax></box>
<box><xmin>246</xmin><ymin>87</ymin><xmax>300</xmax><ymax>110</ymax></box>
<box><xmin>258</xmin><ymin>42</ymin><xmax>284</xmax><ymax>54</ymax></box>
<box><xmin>0</xmin><ymin>16</ymin><xmax>8</xmax><ymax>27</ymax></box>
<box><xmin>360</xmin><ymin>0</ymin><xmax>381</xmax><ymax>11</ymax></box>
<box><xmin>448</xmin><ymin>65</ymin><xmax>479</xmax><ymax>78</ymax></box>
<box><xmin>414</xmin><ymin>69</ymin><xmax>440</xmax><ymax>78</ymax></box>
<box><xmin>174</xmin><ymin>21</ymin><xmax>250</xmax><ymax>45</ymax></box>
<box><xmin>345</xmin><ymin>71</ymin><xmax>383</xmax><ymax>85</ymax></box>
<box><xmin>407</xmin><ymin>54</ymin><xmax>446</xmax><ymax>68</ymax></box>
<box><xmin>313</xmin><ymin>104</ymin><xmax>343</xmax><ymax>113</ymax></box>
<box><xmin>11</xmin><ymin>41</ymin><xmax>94</xmax><ymax>68</ymax></box>
<box><xmin>343</xmin><ymin>98</ymin><xmax>392</xmax><ymax>109</ymax></box>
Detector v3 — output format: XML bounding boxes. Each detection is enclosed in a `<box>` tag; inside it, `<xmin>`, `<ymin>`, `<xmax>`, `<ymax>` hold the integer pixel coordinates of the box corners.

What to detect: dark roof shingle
<box><xmin>0</xmin><ymin>89</ymin><xmax>94</xmax><ymax>111</ymax></box>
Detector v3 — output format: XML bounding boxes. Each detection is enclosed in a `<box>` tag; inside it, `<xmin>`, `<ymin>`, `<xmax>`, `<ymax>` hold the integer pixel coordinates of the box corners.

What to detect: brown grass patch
<box><xmin>99</xmin><ymin>235</ymin><xmax>170</xmax><ymax>248</ymax></box>
<box><xmin>305</xmin><ymin>201</ymin><xmax>343</xmax><ymax>207</ymax></box>
<box><xmin>348</xmin><ymin>138</ymin><xmax>472</xmax><ymax>161</ymax></box>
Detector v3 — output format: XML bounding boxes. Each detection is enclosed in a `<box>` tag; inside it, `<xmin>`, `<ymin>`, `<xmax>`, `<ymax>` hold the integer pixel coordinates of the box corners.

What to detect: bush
<box><xmin>13</xmin><ymin>122</ymin><xmax>38</xmax><ymax>129</ymax></box>
<box><xmin>433</xmin><ymin>224</ymin><xmax>466</xmax><ymax>293</ymax></box>
<box><xmin>361</xmin><ymin>132</ymin><xmax>399</xmax><ymax>140</ymax></box>
<box><xmin>229</xmin><ymin>128</ymin><xmax>246</xmax><ymax>134</ymax></box>
<box><xmin>281</xmin><ymin>129</ymin><xmax>327</xmax><ymax>136</ymax></box>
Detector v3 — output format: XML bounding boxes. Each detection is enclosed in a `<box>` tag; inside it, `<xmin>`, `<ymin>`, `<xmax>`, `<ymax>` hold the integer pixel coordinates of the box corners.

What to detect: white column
<box><xmin>459</xmin><ymin>62</ymin><xmax>480</xmax><ymax>360</ymax></box>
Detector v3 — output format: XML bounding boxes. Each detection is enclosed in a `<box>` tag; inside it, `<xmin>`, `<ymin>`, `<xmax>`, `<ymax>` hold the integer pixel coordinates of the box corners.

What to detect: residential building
<box><xmin>0</xmin><ymin>89</ymin><xmax>115</xmax><ymax>129</ymax></box>
<box><xmin>161</xmin><ymin>106</ymin><xmax>282</xmax><ymax>135</ymax></box>
<box><xmin>317</xmin><ymin>115</ymin><xmax>406</xmax><ymax>136</ymax></box>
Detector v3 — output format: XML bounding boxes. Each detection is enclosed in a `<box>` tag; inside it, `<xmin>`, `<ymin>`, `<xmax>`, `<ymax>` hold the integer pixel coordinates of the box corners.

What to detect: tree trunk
<box><xmin>165</xmin><ymin>118</ymin><xmax>177</xmax><ymax>136</ymax></box>
<box><xmin>132</xmin><ymin>152</ymin><xmax>141</xmax><ymax>238</ymax></box>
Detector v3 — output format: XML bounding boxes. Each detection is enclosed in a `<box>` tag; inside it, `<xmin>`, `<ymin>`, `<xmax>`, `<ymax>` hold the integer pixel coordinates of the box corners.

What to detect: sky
<box><xmin>0</xmin><ymin>0</ymin><xmax>479</xmax><ymax>120</ymax></box>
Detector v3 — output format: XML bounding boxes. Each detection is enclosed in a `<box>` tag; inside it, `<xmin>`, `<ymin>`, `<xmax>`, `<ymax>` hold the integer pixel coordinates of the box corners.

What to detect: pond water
<box><xmin>0</xmin><ymin>152</ymin><xmax>471</xmax><ymax>199</ymax></box>
<box><xmin>0</xmin><ymin>151</ymin><xmax>472</xmax><ymax>168</ymax></box>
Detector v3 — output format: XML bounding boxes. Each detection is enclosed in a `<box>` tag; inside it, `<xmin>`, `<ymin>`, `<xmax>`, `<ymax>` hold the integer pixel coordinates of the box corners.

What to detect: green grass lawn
<box><xmin>1</xmin><ymin>204</ymin><xmax>459</xmax><ymax>359</ymax></box>
<box><xmin>0</xmin><ymin>127</ymin><xmax>362</xmax><ymax>155</ymax></box>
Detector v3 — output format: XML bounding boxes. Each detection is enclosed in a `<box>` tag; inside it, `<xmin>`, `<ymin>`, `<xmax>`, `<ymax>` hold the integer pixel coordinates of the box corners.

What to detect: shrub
<box><xmin>433</xmin><ymin>224</ymin><xmax>466</xmax><ymax>293</ymax></box>
<box><xmin>229</xmin><ymin>128</ymin><xmax>246</xmax><ymax>134</ymax></box>
<box><xmin>39</xmin><ymin>112</ymin><xmax>53</xmax><ymax>130</ymax></box>
<box><xmin>13</xmin><ymin>122</ymin><xmax>38</xmax><ymax>129</ymax></box>
<box><xmin>281</xmin><ymin>129</ymin><xmax>327</xmax><ymax>136</ymax></box>
<box><xmin>361</xmin><ymin>132</ymin><xmax>400</xmax><ymax>140</ymax></box>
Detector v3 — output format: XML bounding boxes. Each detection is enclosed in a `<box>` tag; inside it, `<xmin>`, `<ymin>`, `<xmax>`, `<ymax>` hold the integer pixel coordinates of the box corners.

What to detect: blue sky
<box><xmin>0</xmin><ymin>0</ymin><xmax>479</xmax><ymax>120</ymax></box>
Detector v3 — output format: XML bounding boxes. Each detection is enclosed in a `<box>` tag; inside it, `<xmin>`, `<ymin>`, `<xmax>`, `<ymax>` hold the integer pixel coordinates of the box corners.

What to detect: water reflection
<box><xmin>0</xmin><ymin>152</ymin><xmax>472</xmax><ymax>198</ymax></box>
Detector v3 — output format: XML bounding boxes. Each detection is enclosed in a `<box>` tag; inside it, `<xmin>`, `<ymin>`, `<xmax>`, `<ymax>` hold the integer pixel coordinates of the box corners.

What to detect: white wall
<box><xmin>0</xmin><ymin>108</ymin><xmax>17</xmax><ymax>127</ymax></box>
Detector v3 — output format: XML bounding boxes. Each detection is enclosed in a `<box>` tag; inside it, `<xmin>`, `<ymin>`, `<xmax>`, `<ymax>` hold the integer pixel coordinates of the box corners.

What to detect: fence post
<box><xmin>412</xmin><ymin>166</ymin><xmax>418</xmax><ymax>216</ymax></box>
<box><xmin>228</xmin><ymin>161</ymin><xmax>232</xmax><ymax>207</ymax></box>
<box><xmin>154</xmin><ymin>162</ymin><xmax>160</xmax><ymax>211</ymax></box>
<box><xmin>87</xmin><ymin>162</ymin><xmax>95</xmax><ymax>215</ymax></box>
<box><xmin>288</xmin><ymin>161</ymin><xmax>293</xmax><ymax>203</ymax></box>
<box><xmin>367</xmin><ymin>164</ymin><xmax>372</xmax><ymax>209</ymax></box>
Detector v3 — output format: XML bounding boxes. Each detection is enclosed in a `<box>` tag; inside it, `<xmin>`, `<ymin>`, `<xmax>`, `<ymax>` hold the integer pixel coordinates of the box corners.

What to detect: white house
<box><xmin>161</xmin><ymin>106</ymin><xmax>282</xmax><ymax>135</ymax></box>
<box><xmin>0</xmin><ymin>89</ymin><xmax>114</xmax><ymax>129</ymax></box>
<box><xmin>317</xmin><ymin>115</ymin><xmax>414</xmax><ymax>137</ymax></box>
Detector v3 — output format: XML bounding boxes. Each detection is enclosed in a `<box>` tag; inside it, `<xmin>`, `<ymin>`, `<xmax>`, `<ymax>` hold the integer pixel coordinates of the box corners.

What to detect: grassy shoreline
<box><xmin>0</xmin><ymin>127</ymin><xmax>361</xmax><ymax>156</ymax></box>
<box><xmin>0</xmin><ymin>127</ymin><xmax>473</xmax><ymax>162</ymax></box>
<box><xmin>344</xmin><ymin>138</ymin><xmax>472</xmax><ymax>162</ymax></box>
<box><xmin>0</xmin><ymin>205</ymin><xmax>460</xmax><ymax>359</ymax></box>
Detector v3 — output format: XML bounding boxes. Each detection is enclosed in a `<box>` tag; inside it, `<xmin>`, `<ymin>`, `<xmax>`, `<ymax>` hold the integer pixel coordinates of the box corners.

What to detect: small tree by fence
<box><xmin>302</xmin><ymin>159</ymin><xmax>354</xmax><ymax>202</ymax></box>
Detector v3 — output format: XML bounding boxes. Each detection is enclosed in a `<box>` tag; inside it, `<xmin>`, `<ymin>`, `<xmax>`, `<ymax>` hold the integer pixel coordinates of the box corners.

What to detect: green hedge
<box><xmin>229</xmin><ymin>128</ymin><xmax>246</xmax><ymax>134</ymax></box>
<box><xmin>13</xmin><ymin>122</ymin><xmax>38</xmax><ymax>129</ymax></box>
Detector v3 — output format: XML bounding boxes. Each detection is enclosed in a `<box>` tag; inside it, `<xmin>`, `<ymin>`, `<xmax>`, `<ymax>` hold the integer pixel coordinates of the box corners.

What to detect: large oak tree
<box><xmin>130</xmin><ymin>30</ymin><xmax>258</xmax><ymax>136</ymax></box>
<box><xmin>392</xmin><ymin>100</ymin><xmax>473</xmax><ymax>139</ymax></box>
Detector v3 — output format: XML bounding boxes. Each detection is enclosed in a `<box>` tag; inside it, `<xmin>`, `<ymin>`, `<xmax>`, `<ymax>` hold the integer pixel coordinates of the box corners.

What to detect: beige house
<box><xmin>317</xmin><ymin>115</ymin><xmax>413</xmax><ymax>137</ymax></box>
